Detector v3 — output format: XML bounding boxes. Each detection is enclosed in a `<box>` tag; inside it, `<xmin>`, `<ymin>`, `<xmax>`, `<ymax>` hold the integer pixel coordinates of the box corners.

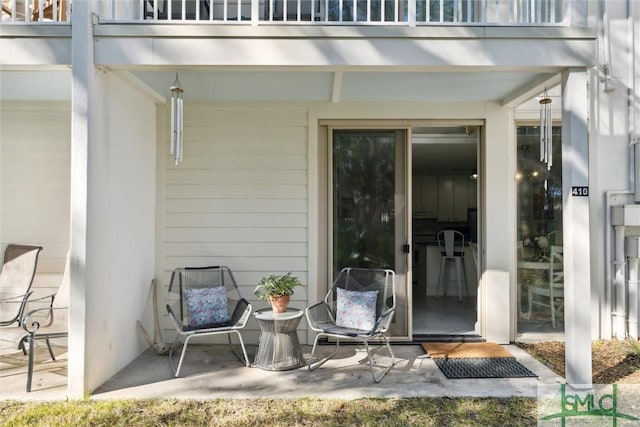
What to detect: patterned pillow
<box><xmin>335</xmin><ymin>288</ymin><xmax>378</xmax><ymax>331</ymax></box>
<box><xmin>184</xmin><ymin>286</ymin><xmax>231</xmax><ymax>328</ymax></box>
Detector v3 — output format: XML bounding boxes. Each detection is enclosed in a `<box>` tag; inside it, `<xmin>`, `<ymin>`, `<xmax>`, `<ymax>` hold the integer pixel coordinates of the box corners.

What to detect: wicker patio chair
<box><xmin>305</xmin><ymin>267</ymin><xmax>396</xmax><ymax>382</ymax></box>
<box><xmin>166</xmin><ymin>266</ymin><xmax>252</xmax><ymax>377</ymax></box>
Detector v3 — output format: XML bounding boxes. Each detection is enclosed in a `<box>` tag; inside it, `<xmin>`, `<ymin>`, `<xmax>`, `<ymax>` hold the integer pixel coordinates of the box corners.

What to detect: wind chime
<box><xmin>170</xmin><ymin>73</ymin><xmax>184</xmax><ymax>165</ymax></box>
<box><xmin>539</xmin><ymin>88</ymin><xmax>553</xmax><ymax>170</ymax></box>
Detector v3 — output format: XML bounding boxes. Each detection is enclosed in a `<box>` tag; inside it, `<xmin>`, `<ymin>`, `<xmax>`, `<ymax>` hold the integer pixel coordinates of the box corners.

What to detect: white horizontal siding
<box><xmin>165</xmin><ymin>198</ymin><xmax>307</xmax><ymax>213</ymax></box>
<box><xmin>167</xmin><ymin>155</ymin><xmax>307</xmax><ymax>170</ymax></box>
<box><xmin>166</xmin><ymin>169</ymin><xmax>307</xmax><ymax>185</ymax></box>
<box><xmin>186</xmin><ymin>127</ymin><xmax>307</xmax><ymax>150</ymax></box>
<box><xmin>165</xmin><ymin>184</ymin><xmax>307</xmax><ymax>199</ymax></box>
<box><xmin>183</xmin><ymin>109</ymin><xmax>308</xmax><ymax>127</ymax></box>
<box><xmin>165</xmin><ymin>212</ymin><xmax>307</xmax><ymax>228</ymax></box>
<box><xmin>161</xmin><ymin>104</ymin><xmax>310</xmax><ymax>343</ymax></box>
<box><xmin>166</xmin><ymin>242</ymin><xmax>307</xmax><ymax>257</ymax></box>
<box><xmin>165</xmin><ymin>227</ymin><xmax>307</xmax><ymax>242</ymax></box>
<box><xmin>0</xmin><ymin>101</ymin><xmax>70</xmax><ymax>296</ymax></box>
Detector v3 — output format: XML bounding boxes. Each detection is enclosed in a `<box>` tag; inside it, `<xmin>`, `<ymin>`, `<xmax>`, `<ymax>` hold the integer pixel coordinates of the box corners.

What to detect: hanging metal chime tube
<box><xmin>539</xmin><ymin>89</ymin><xmax>552</xmax><ymax>170</ymax></box>
<box><xmin>170</xmin><ymin>73</ymin><xmax>184</xmax><ymax>165</ymax></box>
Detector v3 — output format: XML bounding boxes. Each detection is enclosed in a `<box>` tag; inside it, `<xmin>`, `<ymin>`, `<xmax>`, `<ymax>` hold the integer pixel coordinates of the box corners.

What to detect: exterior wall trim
<box><xmin>0</xmin><ymin>25</ymin><xmax>71</xmax><ymax>38</ymax></box>
<box><xmin>93</xmin><ymin>24</ymin><xmax>595</xmax><ymax>40</ymax></box>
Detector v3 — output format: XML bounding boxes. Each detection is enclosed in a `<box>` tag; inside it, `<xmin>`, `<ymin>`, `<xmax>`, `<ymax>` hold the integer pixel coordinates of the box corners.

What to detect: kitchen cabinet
<box><xmin>437</xmin><ymin>175</ymin><xmax>469</xmax><ymax>222</ymax></box>
<box><xmin>413</xmin><ymin>175</ymin><xmax>438</xmax><ymax>218</ymax></box>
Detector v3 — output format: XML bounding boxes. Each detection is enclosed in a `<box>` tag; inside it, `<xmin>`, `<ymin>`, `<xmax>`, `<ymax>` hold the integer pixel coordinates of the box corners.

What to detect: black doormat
<box><xmin>433</xmin><ymin>357</ymin><xmax>537</xmax><ymax>379</ymax></box>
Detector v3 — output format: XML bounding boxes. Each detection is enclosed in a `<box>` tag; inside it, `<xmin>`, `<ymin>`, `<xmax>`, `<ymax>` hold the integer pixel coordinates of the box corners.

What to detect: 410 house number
<box><xmin>571</xmin><ymin>186</ymin><xmax>589</xmax><ymax>196</ymax></box>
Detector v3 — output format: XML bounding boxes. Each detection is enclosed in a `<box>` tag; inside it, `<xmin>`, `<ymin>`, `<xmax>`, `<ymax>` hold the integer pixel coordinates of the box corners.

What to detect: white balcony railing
<box><xmin>1</xmin><ymin>0</ymin><xmax>70</xmax><ymax>23</ymax></box>
<box><xmin>103</xmin><ymin>0</ymin><xmax>567</xmax><ymax>25</ymax></box>
<box><xmin>0</xmin><ymin>0</ymin><xmax>572</xmax><ymax>26</ymax></box>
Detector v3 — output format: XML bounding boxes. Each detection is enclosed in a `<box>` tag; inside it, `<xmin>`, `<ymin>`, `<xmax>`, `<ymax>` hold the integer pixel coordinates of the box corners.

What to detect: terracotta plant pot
<box><xmin>268</xmin><ymin>294</ymin><xmax>290</xmax><ymax>313</ymax></box>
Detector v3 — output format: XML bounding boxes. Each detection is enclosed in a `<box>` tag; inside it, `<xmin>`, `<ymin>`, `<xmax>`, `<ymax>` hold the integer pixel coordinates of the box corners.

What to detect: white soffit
<box><xmin>132</xmin><ymin>71</ymin><xmax>334</xmax><ymax>101</ymax></box>
<box><xmin>0</xmin><ymin>69</ymin><xmax>554</xmax><ymax>104</ymax></box>
<box><xmin>341</xmin><ymin>71</ymin><xmax>550</xmax><ymax>101</ymax></box>
<box><xmin>131</xmin><ymin>70</ymin><xmax>550</xmax><ymax>103</ymax></box>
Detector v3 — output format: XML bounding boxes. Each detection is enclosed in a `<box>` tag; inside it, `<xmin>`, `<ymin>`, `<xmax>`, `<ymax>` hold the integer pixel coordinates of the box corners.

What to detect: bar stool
<box><xmin>435</xmin><ymin>230</ymin><xmax>469</xmax><ymax>302</ymax></box>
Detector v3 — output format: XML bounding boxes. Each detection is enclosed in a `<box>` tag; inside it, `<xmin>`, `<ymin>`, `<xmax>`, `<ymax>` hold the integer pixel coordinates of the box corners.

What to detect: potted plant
<box><xmin>254</xmin><ymin>272</ymin><xmax>302</xmax><ymax>313</ymax></box>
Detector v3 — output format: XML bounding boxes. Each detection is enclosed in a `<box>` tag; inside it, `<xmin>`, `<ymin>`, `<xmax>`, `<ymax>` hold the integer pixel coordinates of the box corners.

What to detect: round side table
<box><xmin>253</xmin><ymin>308</ymin><xmax>304</xmax><ymax>371</ymax></box>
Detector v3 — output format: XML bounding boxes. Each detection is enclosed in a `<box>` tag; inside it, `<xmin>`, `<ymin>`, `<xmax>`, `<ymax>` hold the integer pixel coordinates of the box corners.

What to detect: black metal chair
<box><xmin>166</xmin><ymin>266</ymin><xmax>251</xmax><ymax>376</ymax></box>
<box><xmin>305</xmin><ymin>267</ymin><xmax>396</xmax><ymax>382</ymax></box>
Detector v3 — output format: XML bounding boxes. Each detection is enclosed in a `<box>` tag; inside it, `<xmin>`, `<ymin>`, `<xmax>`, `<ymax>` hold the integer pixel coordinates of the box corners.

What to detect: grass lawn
<box><xmin>3</xmin><ymin>339</ymin><xmax>638</xmax><ymax>426</ymax></box>
<box><xmin>0</xmin><ymin>397</ymin><xmax>536</xmax><ymax>426</ymax></box>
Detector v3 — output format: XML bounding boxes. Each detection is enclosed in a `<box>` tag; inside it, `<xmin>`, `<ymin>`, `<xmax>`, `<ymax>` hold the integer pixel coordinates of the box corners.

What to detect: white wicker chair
<box><xmin>528</xmin><ymin>246</ymin><xmax>564</xmax><ymax>328</ymax></box>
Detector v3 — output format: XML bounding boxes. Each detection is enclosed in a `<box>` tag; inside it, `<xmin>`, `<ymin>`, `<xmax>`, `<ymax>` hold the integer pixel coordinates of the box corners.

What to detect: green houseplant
<box><xmin>254</xmin><ymin>272</ymin><xmax>302</xmax><ymax>313</ymax></box>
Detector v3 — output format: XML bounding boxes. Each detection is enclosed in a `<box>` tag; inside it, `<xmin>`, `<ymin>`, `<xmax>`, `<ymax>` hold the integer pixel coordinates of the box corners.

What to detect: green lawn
<box><xmin>0</xmin><ymin>397</ymin><xmax>536</xmax><ymax>426</ymax></box>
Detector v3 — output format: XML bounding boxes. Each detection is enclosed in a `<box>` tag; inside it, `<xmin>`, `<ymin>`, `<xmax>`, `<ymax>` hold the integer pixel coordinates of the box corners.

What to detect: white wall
<box><xmin>590</xmin><ymin>0</ymin><xmax>639</xmax><ymax>338</ymax></box>
<box><xmin>84</xmin><ymin>71</ymin><xmax>157</xmax><ymax>391</ymax></box>
<box><xmin>0</xmin><ymin>100</ymin><xmax>71</xmax><ymax>294</ymax></box>
<box><xmin>159</xmin><ymin>102</ymin><xmax>309</xmax><ymax>344</ymax></box>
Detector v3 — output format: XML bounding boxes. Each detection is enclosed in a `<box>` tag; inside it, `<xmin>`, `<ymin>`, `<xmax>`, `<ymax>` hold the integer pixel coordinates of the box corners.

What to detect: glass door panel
<box><xmin>331</xmin><ymin>129</ymin><xmax>409</xmax><ymax>338</ymax></box>
<box><xmin>516</xmin><ymin>125</ymin><xmax>563</xmax><ymax>334</ymax></box>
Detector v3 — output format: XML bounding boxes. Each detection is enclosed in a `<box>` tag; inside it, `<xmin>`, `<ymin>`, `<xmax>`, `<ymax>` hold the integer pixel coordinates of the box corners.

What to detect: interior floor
<box><xmin>412</xmin><ymin>293</ymin><xmax>477</xmax><ymax>335</ymax></box>
<box><xmin>412</xmin><ymin>292</ymin><xmax>565</xmax><ymax>339</ymax></box>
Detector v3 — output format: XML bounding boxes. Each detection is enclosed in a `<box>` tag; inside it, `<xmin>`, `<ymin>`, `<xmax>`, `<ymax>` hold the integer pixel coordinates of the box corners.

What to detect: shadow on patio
<box><xmin>1</xmin><ymin>343</ymin><xmax>563</xmax><ymax>401</ymax></box>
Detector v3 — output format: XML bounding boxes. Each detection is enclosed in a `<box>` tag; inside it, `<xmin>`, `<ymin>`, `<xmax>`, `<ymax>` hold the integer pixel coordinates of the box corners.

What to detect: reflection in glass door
<box><xmin>516</xmin><ymin>125</ymin><xmax>564</xmax><ymax>334</ymax></box>
<box><xmin>331</xmin><ymin>129</ymin><xmax>409</xmax><ymax>338</ymax></box>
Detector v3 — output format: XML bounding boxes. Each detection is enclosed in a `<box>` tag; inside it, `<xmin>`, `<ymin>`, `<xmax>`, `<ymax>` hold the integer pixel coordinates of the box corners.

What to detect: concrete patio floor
<box><xmin>1</xmin><ymin>342</ymin><xmax>564</xmax><ymax>401</ymax></box>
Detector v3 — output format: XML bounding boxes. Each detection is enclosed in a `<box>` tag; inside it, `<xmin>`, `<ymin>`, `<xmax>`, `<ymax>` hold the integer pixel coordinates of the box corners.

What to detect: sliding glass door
<box><xmin>331</xmin><ymin>129</ymin><xmax>409</xmax><ymax>338</ymax></box>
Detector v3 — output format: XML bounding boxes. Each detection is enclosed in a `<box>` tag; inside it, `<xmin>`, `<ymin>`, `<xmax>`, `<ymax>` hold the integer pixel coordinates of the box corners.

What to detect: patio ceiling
<box><xmin>134</xmin><ymin>70</ymin><xmax>552</xmax><ymax>103</ymax></box>
<box><xmin>0</xmin><ymin>69</ymin><xmax>554</xmax><ymax>104</ymax></box>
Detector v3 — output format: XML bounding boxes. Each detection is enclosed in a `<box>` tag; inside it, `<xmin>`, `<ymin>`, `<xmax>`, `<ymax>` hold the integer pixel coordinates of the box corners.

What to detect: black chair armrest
<box><xmin>22</xmin><ymin>305</ymin><xmax>67</xmax><ymax>334</ymax></box>
<box><xmin>0</xmin><ymin>291</ymin><xmax>32</xmax><ymax>303</ymax></box>
<box><xmin>0</xmin><ymin>291</ymin><xmax>33</xmax><ymax>326</ymax></box>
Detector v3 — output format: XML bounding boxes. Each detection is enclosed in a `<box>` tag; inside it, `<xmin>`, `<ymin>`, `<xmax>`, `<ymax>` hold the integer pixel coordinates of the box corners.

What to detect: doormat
<box><xmin>432</xmin><ymin>357</ymin><xmax>537</xmax><ymax>379</ymax></box>
<box><xmin>421</xmin><ymin>342</ymin><xmax>513</xmax><ymax>359</ymax></box>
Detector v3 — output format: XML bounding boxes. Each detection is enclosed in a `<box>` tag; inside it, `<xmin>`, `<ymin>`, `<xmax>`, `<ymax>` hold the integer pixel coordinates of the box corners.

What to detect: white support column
<box><xmin>629</xmin><ymin>255</ymin><xmax>639</xmax><ymax>339</ymax></box>
<box><xmin>69</xmin><ymin>0</ymin><xmax>97</xmax><ymax>398</ymax></box>
<box><xmin>613</xmin><ymin>225</ymin><xmax>627</xmax><ymax>339</ymax></box>
<box><xmin>561</xmin><ymin>68</ymin><xmax>592</xmax><ymax>389</ymax></box>
<box><xmin>482</xmin><ymin>101</ymin><xmax>513</xmax><ymax>344</ymax></box>
<box><xmin>627</xmin><ymin>237</ymin><xmax>640</xmax><ymax>339</ymax></box>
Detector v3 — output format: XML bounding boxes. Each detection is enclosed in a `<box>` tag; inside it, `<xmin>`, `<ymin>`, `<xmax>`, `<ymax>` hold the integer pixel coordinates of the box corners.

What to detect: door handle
<box><xmin>402</xmin><ymin>244</ymin><xmax>411</xmax><ymax>254</ymax></box>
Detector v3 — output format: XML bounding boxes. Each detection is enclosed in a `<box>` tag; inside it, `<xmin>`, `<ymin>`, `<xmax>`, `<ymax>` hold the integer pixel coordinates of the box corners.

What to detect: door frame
<box><xmin>316</xmin><ymin>120</ymin><xmax>484</xmax><ymax>342</ymax></box>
